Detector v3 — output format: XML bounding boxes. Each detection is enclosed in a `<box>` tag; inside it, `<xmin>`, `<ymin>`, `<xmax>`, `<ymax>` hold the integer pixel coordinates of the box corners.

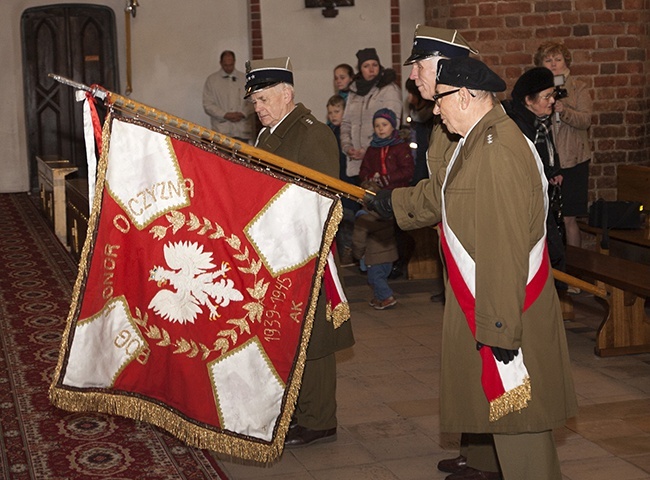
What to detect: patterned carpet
<box><xmin>0</xmin><ymin>193</ymin><xmax>229</xmax><ymax>479</ymax></box>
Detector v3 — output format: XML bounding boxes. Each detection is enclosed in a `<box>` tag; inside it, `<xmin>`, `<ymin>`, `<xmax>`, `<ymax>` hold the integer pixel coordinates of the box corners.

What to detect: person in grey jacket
<box><xmin>340</xmin><ymin>48</ymin><xmax>403</xmax><ymax>170</ymax></box>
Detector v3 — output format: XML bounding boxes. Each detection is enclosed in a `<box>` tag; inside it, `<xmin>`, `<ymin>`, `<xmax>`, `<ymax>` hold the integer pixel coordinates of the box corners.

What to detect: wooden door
<box><xmin>22</xmin><ymin>4</ymin><xmax>119</xmax><ymax>190</ymax></box>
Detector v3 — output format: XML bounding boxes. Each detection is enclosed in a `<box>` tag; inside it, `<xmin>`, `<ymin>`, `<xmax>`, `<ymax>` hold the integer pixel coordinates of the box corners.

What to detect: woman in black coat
<box><xmin>503</xmin><ymin>67</ymin><xmax>567</xmax><ymax>290</ymax></box>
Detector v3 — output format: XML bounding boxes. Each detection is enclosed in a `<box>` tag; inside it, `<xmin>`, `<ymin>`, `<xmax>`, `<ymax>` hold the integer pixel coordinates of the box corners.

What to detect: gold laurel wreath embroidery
<box><xmin>139</xmin><ymin>210</ymin><xmax>269</xmax><ymax>360</ymax></box>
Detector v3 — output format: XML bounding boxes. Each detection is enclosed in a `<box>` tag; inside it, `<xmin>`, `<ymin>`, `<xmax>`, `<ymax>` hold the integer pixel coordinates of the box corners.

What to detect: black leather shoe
<box><xmin>445</xmin><ymin>467</ymin><xmax>502</xmax><ymax>480</ymax></box>
<box><xmin>284</xmin><ymin>425</ymin><xmax>337</xmax><ymax>448</ymax></box>
<box><xmin>437</xmin><ymin>455</ymin><xmax>467</xmax><ymax>473</ymax></box>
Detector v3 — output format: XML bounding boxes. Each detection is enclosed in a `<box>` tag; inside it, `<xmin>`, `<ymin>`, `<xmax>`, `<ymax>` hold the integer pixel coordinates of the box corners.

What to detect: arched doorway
<box><xmin>21</xmin><ymin>4</ymin><xmax>119</xmax><ymax>190</ymax></box>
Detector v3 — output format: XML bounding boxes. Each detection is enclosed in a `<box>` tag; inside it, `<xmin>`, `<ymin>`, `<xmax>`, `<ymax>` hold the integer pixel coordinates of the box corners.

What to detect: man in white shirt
<box><xmin>203</xmin><ymin>50</ymin><xmax>254</xmax><ymax>143</ymax></box>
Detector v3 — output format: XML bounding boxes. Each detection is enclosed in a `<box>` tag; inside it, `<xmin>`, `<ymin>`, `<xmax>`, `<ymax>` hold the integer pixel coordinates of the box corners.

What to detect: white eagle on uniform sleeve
<box><xmin>148</xmin><ymin>240</ymin><xmax>244</xmax><ymax>324</ymax></box>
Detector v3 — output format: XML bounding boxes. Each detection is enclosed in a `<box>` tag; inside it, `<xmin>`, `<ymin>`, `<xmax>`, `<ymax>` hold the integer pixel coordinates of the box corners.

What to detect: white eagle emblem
<box><xmin>148</xmin><ymin>241</ymin><xmax>244</xmax><ymax>324</ymax></box>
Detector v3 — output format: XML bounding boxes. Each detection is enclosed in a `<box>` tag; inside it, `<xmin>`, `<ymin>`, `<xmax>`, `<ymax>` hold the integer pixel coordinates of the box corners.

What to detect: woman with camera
<box><xmin>535</xmin><ymin>42</ymin><xmax>592</xmax><ymax>289</ymax></box>
<box><xmin>503</xmin><ymin>67</ymin><xmax>567</xmax><ymax>293</ymax></box>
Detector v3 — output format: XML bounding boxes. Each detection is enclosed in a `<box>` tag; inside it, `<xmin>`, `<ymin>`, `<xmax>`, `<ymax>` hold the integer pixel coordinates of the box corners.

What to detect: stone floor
<box><xmin>217</xmin><ymin>265</ymin><xmax>650</xmax><ymax>480</ymax></box>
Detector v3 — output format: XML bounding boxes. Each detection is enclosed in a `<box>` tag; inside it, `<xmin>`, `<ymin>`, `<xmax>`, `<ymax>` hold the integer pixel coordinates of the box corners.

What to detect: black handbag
<box><xmin>588</xmin><ymin>199</ymin><xmax>643</xmax><ymax>230</ymax></box>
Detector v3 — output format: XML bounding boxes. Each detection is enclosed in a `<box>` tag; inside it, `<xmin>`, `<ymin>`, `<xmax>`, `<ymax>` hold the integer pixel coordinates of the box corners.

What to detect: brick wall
<box><xmin>249</xmin><ymin>0</ymin><xmax>262</xmax><ymax>60</ymax></box>
<box><xmin>424</xmin><ymin>0</ymin><xmax>650</xmax><ymax>202</ymax></box>
<box><xmin>391</xmin><ymin>0</ymin><xmax>402</xmax><ymax>85</ymax></box>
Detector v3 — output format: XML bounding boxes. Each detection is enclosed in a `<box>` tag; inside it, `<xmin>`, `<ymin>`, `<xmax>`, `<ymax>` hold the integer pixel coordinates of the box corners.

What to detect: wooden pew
<box><xmin>564</xmin><ymin>245</ymin><xmax>650</xmax><ymax>357</ymax></box>
<box><xmin>36</xmin><ymin>156</ymin><xmax>78</xmax><ymax>247</ymax></box>
<box><xmin>406</xmin><ymin>226</ymin><xmax>442</xmax><ymax>280</ymax></box>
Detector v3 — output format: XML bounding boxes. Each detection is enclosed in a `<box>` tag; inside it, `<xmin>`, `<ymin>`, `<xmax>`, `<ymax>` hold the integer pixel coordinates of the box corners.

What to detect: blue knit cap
<box><xmin>370</xmin><ymin>108</ymin><xmax>402</xmax><ymax>147</ymax></box>
<box><xmin>373</xmin><ymin>108</ymin><xmax>397</xmax><ymax>129</ymax></box>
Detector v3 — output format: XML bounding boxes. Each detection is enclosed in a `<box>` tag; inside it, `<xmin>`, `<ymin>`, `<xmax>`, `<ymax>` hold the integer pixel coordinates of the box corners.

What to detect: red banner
<box><xmin>50</xmin><ymin>116</ymin><xmax>343</xmax><ymax>462</ymax></box>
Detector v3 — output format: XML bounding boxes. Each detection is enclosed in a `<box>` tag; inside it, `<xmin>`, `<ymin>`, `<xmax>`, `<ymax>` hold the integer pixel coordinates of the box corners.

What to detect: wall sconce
<box><xmin>305</xmin><ymin>0</ymin><xmax>354</xmax><ymax>19</ymax></box>
<box><xmin>322</xmin><ymin>2</ymin><xmax>338</xmax><ymax>18</ymax></box>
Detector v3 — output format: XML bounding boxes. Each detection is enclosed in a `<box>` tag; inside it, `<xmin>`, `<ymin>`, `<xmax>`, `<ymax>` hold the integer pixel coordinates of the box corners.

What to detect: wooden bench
<box><xmin>564</xmin><ymin>245</ymin><xmax>650</xmax><ymax>357</ymax></box>
<box><xmin>37</xmin><ymin>156</ymin><xmax>78</xmax><ymax>247</ymax></box>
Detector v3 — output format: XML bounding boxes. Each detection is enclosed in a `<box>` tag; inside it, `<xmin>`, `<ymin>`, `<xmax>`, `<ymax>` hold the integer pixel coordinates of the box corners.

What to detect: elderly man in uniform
<box><xmin>244</xmin><ymin>57</ymin><xmax>355</xmax><ymax>448</ymax></box>
<box><xmin>203</xmin><ymin>50</ymin><xmax>253</xmax><ymax>143</ymax></box>
<box><xmin>371</xmin><ymin>54</ymin><xmax>578</xmax><ymax>480</ymax></box>
<box><xmin>391</xmin><ymin>25</ymin><xmax>476</xmax><ymax>231</ymax></box>
<box><xmin>379</xmin><ymin>25</ymin><xmax>503</xmax><ymax>479</ymax></box>
<box><xmin>368</xmin><ymin>26</ymin><xmax>578</xmax><ymax>480</ymax></box>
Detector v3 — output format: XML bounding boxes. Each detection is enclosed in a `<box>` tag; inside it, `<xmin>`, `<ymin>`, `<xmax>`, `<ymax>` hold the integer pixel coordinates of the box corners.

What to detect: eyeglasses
<box><xmin>432</xmin><ymin>89</ymin><xmax>460</xmax><ymax>105</ymax></box>
<box><xmin>432</xmin><ymin>88</ymin><xmax>475</xmax><ymax>105</ymax></box>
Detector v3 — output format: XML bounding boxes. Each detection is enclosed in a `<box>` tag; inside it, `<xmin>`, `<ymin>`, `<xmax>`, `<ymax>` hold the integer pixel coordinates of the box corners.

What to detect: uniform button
<box><xmin>495</xmin><ymin>321</ymin><xmax>503</xmax><ymax>328</ymax></box>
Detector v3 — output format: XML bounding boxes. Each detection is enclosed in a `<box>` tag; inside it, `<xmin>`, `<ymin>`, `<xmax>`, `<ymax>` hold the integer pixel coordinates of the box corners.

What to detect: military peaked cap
<box><xmin>244</xmin><ymin>57</ymin><xmax>293</xmax><ymax>98</ymax></box>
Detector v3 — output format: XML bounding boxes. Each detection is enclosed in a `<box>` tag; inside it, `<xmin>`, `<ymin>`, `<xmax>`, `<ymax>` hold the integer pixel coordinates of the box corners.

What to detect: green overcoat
<box><xmin>256</xmin><ymin>103</ymin><xmax>355</xmax><ymax>360</ymax></box>
<box><xmin>394</xmin><ymin>105</ymin><xmax>577</xmax><ymax>433</ymax></box>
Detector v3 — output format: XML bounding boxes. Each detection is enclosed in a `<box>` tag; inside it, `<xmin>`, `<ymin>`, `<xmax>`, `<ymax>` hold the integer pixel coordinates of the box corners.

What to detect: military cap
<box><xmin>511</xmin><ymin>67</ymin><xmax>554</xmax><ymax>102</ymax></box>
<box><xmin>436</xmin><ymin>57</ymin><xmax>506</xmax><ymax>92</ymax></box>
<box><xmin>244</xmin><ymin>57</ymin><xmax>293</xmax><ymax>98</ymax></box>
<box><xmin>403</xmin><ymin>24</ymin><xmax>478</xmax><ymax>65</ymax></box>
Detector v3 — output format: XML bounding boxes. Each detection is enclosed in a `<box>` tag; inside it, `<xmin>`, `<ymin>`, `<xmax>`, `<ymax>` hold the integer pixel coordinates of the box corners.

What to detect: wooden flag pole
<box><xmin>124</xmin><ymin>8</ymin><xmax>133</xmax><ymax>95</ymax></box>
<box><xmin>49</xmin><ymin>74</ymin><xmax>369</xmax><ymax>202</ymax></box>
<box><xmin>552</xmin><ymin>268</ymin><xmax>607</xmax><ymax>299</ymax></box>
<box><xmin>106</xmin><ymin>88</ymin><xmax>608</xmax><ymax>296</ymax></box>
<box><xmin>108</xmin><ymin>91</ymin><xmax>370</xmax><ymax>200</ymax></box>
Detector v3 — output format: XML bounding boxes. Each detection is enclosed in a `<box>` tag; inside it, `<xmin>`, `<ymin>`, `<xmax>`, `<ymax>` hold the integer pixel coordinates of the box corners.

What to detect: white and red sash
<box><xmin>440</xmin><ymin>134</ymin><xmax>549</xmax><ymax>421</ymax></box>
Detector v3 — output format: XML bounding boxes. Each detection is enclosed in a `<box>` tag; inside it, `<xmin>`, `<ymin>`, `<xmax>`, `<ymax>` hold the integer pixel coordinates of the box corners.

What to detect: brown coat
<box><xmin>552</xmin><ymin>75</ymin><xmax>592</xmax><ymax>168</ymax></box>
<box><xmin>256</xmin><ymin>103</ymin><xmax>355</xmax><ymax>360</ymax></box>
<box><xmin>395</xmin><ymin>105</ymin><xmax>577</xmax><ymax>433</ymax></box>
<box><xmin>351</xmin><ymin>211</ymin><xmax>398</xmax><ymax>266</ymax></box>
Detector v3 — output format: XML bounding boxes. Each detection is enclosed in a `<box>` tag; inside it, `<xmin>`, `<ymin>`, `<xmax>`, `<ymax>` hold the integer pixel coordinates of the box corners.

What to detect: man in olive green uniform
<box><xmin>394</xmin><ymin>25</ymin><xmax>503</xmax><ymax>479</ymax></box>
<box><xmin>244</xmin><ymin>57</ymin><xmax>355</xmax><ymax>448</ymax></box>
<box><xmin>369</xmin><ymin>54</ymin><xmax>577</xmax><ymax>480</ymax></box>
<box><xmin>368</xmin><ymin>26</ymin><xmax>578</xmax><ymax>480</ymax></box>
<box><xmin>391</xmin><ymin>25</ymin><xmax>477</xmax><ymax>231</ymax></box>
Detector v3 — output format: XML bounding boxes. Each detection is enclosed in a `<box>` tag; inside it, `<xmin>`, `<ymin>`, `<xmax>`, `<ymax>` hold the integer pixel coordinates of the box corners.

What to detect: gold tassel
<box><xmin>327</xmin><ymin>301</ymin><xmax>351</xmax><ymax>329</ymax></box>
<box><xmin>488</xmin><ymin>376</ymin><xmax>531</xmax><ymax>422</ymax></box>
<box><xmin>323</xmin><ymin>200</ymin><xmax>351</xmax><ymax>329</ymax></box>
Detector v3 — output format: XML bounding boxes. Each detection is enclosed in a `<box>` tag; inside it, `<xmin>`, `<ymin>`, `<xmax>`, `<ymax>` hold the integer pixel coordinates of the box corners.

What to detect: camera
<box><xmin>553</xmin><ymin>74</ymin><xmax>568</xmax><ymax>99</ymax></box>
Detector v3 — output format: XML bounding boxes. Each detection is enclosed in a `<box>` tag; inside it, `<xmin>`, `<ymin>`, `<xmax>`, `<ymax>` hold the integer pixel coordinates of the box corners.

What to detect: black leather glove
<box><xmin>476</xmin><ymin>342</ymin><xmax>519</xmax><ymax>365</ymax></box>
<box><xmin>363</xmin><ymin>189</ymin><xmax>393</xmax><ymax>220</ymax></box>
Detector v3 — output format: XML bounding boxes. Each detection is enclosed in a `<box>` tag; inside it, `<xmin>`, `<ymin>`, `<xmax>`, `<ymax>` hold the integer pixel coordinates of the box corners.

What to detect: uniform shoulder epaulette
<box><xmin>301</xmin><ymin>115</ymin><xmax>316</xmax><ymax>127</ymax></box>
<box><xmin>484</xmin><ymin>125</ymin><xmax>498</xmax><ymax>145</ymax></box>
